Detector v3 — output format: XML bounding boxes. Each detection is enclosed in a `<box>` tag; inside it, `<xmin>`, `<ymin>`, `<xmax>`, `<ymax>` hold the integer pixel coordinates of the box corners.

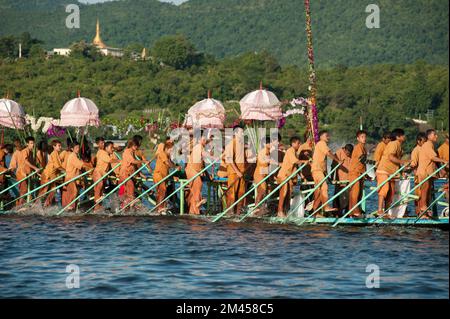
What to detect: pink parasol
<box><xmin>240</xmin><ymin>83</ymin><xmax>282</xmax><ymax>121</ymax></box>
<box><xmin>57</xmin><ymin>92</ymin><xmax>100</xmax><ymax>127</ymax></box>
<box><xmin>0</xmin><ymin>98</ymin><xmax>26</xmax><ymax>129</ymax></box>
<box><xmin>184</xmin><ymin>91</ymin><xmax>226</xmax><ymax>129</ymax></box>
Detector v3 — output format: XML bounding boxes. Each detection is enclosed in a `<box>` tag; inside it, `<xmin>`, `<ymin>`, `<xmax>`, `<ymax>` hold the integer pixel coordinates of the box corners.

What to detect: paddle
<box><xmin>56</xmin><ymin>163</ymin><xmax>121</xmax><ymax>216</ymax></box>
<box><xmin>332</xmin><ymin>164</ymin><xmax>408</xmax><ymax>227</ymax></box>
<box><xmin>84</xmin><ymin>163</ymin><xmax>148</xmax><ymax>214</ymax></box>
<box><xmin>148</xmin><ymin>160</ymin><xmax>218</xmax><ymax>214</ymax></box>
<box><xmin>286</xmin><ymin>163</ymin><xmax>342</xmax><ymax>220</ymax></box>
<box><xmin>372</xmin><ymin>164</ymin><xmax>447</xmax><ymax>223</ymax></box>
<box><xmin>298</xmin><ymin>167</ymin><xmax>374</xmax><ymax>226</ymax></box>
<box><xmin>4</xmin><ymin>173</ymin><xmax>66</xmax><ymax>207</ymax></box>
<box><xmin>239</xmin><ymin>162</ymin><xmax>309</xmax><ymax>222</ymax></box>
<box><xmin>117</xmin><ymin>169</ymin><xmax>179</xmax><ymax>213</ymax></box>
<box><xmin>212</xmin><ymin>167</ymin><xmax>280</xmax><ymax>222</ymax></box>
<box><xmin>0</xmin><ymin>170</ymin><xmax>39</xmax><ymax>196</ymax></box>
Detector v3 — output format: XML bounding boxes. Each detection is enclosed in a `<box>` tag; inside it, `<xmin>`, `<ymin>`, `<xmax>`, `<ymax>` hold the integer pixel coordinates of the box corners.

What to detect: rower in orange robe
<box><xmin>373</xmin><ymin>132</ymin><xmax>391</xmax><ymax>166</ymax></box>
<box><xmin>38</xmin><ymin>139</ymin><xmax>64</xmax><ymax>207</ymax></box>
<box><xmin>437</xmin><ymin>133</ymin><xmax>449</xmax><ymax>178</ymax></box>
<box><xmin>311</xmin><ymin>131</ymin><xmax>341</xmax><ymax>215</ymax></box>
<box><xmin>119</xmin><ymin>140</ymin><xmax>147</xmax><ymax>209</ymax></box>
<box><xmin>60</xmin><ymin>140</ymin><xmax>73</xmax><ymax>170</ymax></box>
<box><xmin>416</xmin><ymin>129</ymin><xmax>448</xmax><ymax>218</ymax></box>
<box><xmin>15</xmin><ymin>137</ymin><xmax>40</xmax><ymax>207</ymax></box>
<box><xmin>93</xmin><ymin>141</ymin><xmax>119</xmax><ymax>211</ymax></box>
<box><xmin>225</xmin><ymin>126</ymin><xmax>247</xmax><ymax>215</ymax></box>
<box><xmin>276</xmin><ymin>136</ymin><xmax>308</xmax><ymax>217</ymax></box>
<box><xmin>153</xmin><ymin>141</ymin><xmax>175</xmax><ymax>214</ymax></box>
<box><xmin>186</xmin><ymin>136</ymin><xmax>210</xmax><ymax>215</ymax></box>
<box><xmin>410</xmin><ymin>133</ymin><xmax>427</xmax><ymax>215</ymax></box>
<box><xmin>92</xmin><ymin>137</ymin><xmax>106</xmax><ymax>167</ymax></box>
<box><xmin>61</xmin><ymin>142</ymin><xmax>93</xmax><ymax>210</ymax></box>
<box><xmin>348</xmin><ymin>130</ymin><xmax>368</xmax><ymax>217</ymax></box>
<box><xmin>253</xmin><ymin>137</ymin><xmax>274</xmax><ymax>212</ymax></box>
<box><xmin>376</xmin><ymin>129</ymin><xmax>410</xmax><ymax>216</ymax></box>
<box><xmin>332</xmin><ymin>144</ymin><xmax>353</xmax><ymax>213</ymax></box>
<box><xmin>36</xmin><ymin>140</ymin><xmax>48</xmax><ymax>170</ymax></box>
<box><xmin>8</xmin><ymin>139</ymin><xmax>23</xmax><ymax>173</ymax></box>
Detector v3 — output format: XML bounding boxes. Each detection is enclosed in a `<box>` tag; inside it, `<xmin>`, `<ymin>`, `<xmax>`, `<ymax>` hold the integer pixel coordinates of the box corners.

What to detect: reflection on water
<box><xmin>0</xmin><ymin>215</ymin><xmax>448</xmax><ymax>298</ymax></box>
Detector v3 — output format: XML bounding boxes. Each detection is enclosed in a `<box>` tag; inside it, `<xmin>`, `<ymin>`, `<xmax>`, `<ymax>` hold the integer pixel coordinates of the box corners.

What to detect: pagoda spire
<box><xmin>93</xmin><ymin>18</ymin><xmax>107</xmax><ymax>49</ymax></box>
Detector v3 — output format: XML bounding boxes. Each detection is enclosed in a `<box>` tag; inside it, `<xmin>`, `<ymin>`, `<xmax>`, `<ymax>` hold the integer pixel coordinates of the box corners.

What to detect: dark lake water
<box><xmin>0</xmin><ymin>214</ymin><xmax>448</xmax><ymax>299</ymax></box>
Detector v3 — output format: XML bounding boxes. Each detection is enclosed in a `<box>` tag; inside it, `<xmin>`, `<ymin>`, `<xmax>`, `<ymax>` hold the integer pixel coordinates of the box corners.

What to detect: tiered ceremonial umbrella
<box><xmin>239</xmin><ymin>83</ymin><xmax>282</xmax><ymax>122</ymax></box>
<box><xmin>0</xmin><ymin>98</ymin><xmax>26</xmax><ymax>129</ymax></box>
<box><xmin>57</xmin><ymin>92</ymin><xmax>100</xmax><ymax>128</ymax></box>
<box><xmin>184</xmin><ymin>91</ymin><xmax>226</xmax><ymax>129</ymax></box>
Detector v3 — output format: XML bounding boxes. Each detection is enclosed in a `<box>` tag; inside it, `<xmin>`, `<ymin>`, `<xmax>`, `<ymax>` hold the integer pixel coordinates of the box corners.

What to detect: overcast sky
<box><xmin>79</xmin><ymin>0</ymin><xmax>188</xmax><ymax>4</ymax></box>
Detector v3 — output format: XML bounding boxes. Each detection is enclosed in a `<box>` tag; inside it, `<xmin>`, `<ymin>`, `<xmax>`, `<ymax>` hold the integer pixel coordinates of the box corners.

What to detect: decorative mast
<box><xmin>304</xmin><ymin>0</ymin><xmax>319</xmax><ymax>144</ymax></box>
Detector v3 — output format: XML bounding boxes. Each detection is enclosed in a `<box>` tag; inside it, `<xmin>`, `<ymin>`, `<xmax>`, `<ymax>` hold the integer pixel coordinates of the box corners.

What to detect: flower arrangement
<box><xmin>46</xmin><ymin>124</ymin><xmax>66</xmax><ymax>138</ymax></box>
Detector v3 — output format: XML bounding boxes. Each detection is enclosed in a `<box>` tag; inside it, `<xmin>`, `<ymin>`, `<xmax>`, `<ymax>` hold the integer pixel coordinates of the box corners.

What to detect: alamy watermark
<box><xmin>366</xmin><ymin>4</ymin><xmax>380</xmax><ymax>29</ymax></box>
<box><xmin>66</xmin><ymin>4</ymin><xmax>80</xmax><ymax>29</ymax></box>
<box><xmin>66</xmin><ymin>264</ymin><xmax>80</xmax><ymax>289</ymax></box>
<box><xmin>365</xmin><ymin>264</ymin><xmax>380</xmax><ymax>288</ymax></box>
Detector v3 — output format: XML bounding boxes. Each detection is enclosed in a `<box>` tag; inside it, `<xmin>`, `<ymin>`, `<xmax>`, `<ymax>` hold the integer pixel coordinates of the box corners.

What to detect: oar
<box><xmin>84</xmin><ymin>163</ymin><xmax>148</xmax><ymax>214</ymax></box>
<box><xmin>332</xmin><ymin>164</ymin><xmax>408</xmax><ymax>227</ymax></box>
<box><xmin>239</xmin><ymin>162</ymin><xmax>308</xmax><ymax>222</ymax></box>
<box><xmin>117</xmin><ymin>169</ymin><xmax>179</xmax><ymax>213</ymax></box>
<box><xmin>0</xmin><ymin>170</ymin><xmax>39</xmax><ymax>196</ymax></box>
<box><xmin>286</xmin><ymin>163</ymin><xmax>342</xmax><ymax>219</ymax></box>
<box><xmin>298</xmin><ymin>167</ymin><xmax>374</xmax><ymax>226</ymax></box>
<box><xmin>0</xmin><ymin>170</ymin><xmax>9</xmax><ymax>177</ymax></box>
<box><xmin>56</xmin><ymin>163</ymin><xmax>121</xmax><ymax>216</ymax></box>
<box><xmin>16</xmin><ymin>169</ymin><xmax>94</xmax><ymax>209</ymax></box>
<box><xmin>372</xmin><ymin>165</ymin><xmax>446</xmax><ymax>222</ymax></box>
<box><xmin>414</xmin><ymin>192</ymin><xmax>447</xmax><ymax>223</ymax></box>
<box><xmin>148</xmin><ymin>160</ymin><xmax>218</xmax><ymax>214</ymax></box>
<box><xmin>4</xmin><ymin>173</ymin><xmax>66</xmax><ymax>207</ymax></box>
<box><xmin>212</xmin><ymin>167</ymin><xmax>280</xmax><ymax>222</ymax></box>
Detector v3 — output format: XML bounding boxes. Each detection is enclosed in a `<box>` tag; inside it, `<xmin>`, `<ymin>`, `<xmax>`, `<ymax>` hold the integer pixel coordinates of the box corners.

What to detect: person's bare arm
<box><xmin>327</xmin><ymin>151</ymin><xmax>342</xmax><ymax>164</ymax></box>
<box><xmin>388</xmin><ymin>154</ymin><xmax>409</xmax><ymax>165</ymax></box>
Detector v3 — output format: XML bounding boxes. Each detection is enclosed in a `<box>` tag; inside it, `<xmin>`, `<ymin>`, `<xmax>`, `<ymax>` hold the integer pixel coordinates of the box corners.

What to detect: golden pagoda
<box><xmin>92</xmin><ymin>19</ymin><xmax>107</xmax><ymax>49</ymax></box>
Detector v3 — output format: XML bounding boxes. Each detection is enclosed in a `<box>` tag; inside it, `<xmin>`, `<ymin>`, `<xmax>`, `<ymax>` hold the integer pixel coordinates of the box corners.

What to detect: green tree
<box><xmin>151</xmin><ymin>35</ymin><xmax>197</xmax><ymax>70</ymax></box>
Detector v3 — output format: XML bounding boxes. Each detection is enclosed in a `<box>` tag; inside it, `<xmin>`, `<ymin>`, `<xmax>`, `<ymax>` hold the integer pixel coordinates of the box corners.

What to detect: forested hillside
<box><xmin>0</xmin><ymin>0</ymin><xmax>448</xmax><ymax>66</ymax></box>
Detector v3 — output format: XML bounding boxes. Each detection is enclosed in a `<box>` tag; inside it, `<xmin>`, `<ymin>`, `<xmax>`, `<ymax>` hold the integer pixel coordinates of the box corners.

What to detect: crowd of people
<box><xmin>0</xmin><ymin>127</ymin><xmax>448</xmax><ymax>218</ymax></box>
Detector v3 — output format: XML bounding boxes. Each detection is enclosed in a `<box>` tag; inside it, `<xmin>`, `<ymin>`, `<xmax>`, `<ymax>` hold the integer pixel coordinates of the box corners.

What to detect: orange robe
<box><xmin>311</xmin><ymin>140</ymin><xmax>331</xmax><ymax>210</ymax></box>
<box><xmin>39</xmin><ymin>150</ymin><xmax>63</xmax><ymax>206</ymax></box>
<box><xmin>153</xmin><ymin>150</ymin><xmax>171</xmax><ymax>211</ymax></box>
<box><xmin>60</xmin><ymin>150</ymin><xmax>72</xmax><ymax>170</ymax></box>
<box><xmin>348</xmin><ymin>143</ymin><xmax>367</xmax><ymax>215</ymax></box>
<box><xmin>410</xmin><ymin>145</ymin><xmax>422</xmax><ymax>214</ymax></box>
<box><xmin>376</xmin><ymin>140</ymin><xmax>403</xmax><ymax>206</ymax></box>
<box><xmin>332</xmin><ymin>148</ymin><xmax>351</xmax><ymax>211</ymax></box>
<box><xmin>93</xmin><ymin>150</ymin><xmax>112</xmax><ymax>205</ymax></box>
<box><xmin>417</xmin><ymin>141</ymin><xmax>438</xmax><ymax>211</ymax></box>
<box><xmin>61</xmin><ymin>153</ymin><xmax>84</xmax><ymax>210</ymax></box>
<box><xmin>276</xmin><ymin>147</ymin><xmax>299</xmax><ymax>212</ymax></box>
<box><xmin>373</xmin><ymin>142</ymin><xmax>386</xmax><ymax>165</ymax></box>
<box><xmin>119</xmin><ymin>148</ymin><xmax>137</xmax><ymax>206</ymax></box>
<box><xmin>225</xmin><ymin>137</ymin><xmax>246</xmax><ymax>215</ymax></box>
<box><xmin>36</xmin><ymin>150</ymin><xmax>47</xmax><ymax>169</ymax></box>
<box><xmin>186</xmin><ymin>143</ymin><xmax>204</xmax><ymax>215</ymax></box>
<box><xmin>16</xmin><ymin>148</ymin><xmax>36</xmax><ymax>206</ymax></box>
<box><xmin>0</xmin><ymin>149</ymin><xmax>6</xmax><ymax>185</ymax></box>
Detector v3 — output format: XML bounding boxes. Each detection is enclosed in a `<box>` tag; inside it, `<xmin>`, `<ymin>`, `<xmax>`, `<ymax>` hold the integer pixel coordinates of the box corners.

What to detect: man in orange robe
<box><xmin>36</xmin><ymin>140</ymin><xmax>48</xmax><ymax>170</ymax></box>
<box><xmin>60</xmin><ymin>140</ymin><xmax>73</xmax><ymax>170</ymax></box>
<box><xmin>348</xmin><ymin>130</ymin><xmax>368</xmax><ymax>217</ymax></box>
<box><xmin>332</xmin><ymin>144</ymin><xmax>353</xmax><ymax>213</ymax></box>
<box><xmin>39</xmin><ymin>139</ymin><xmax>64</xmax><ymax>207</ymax></box>
<box><xmin>253</xmin><ymin>137</ymin><xmax>274</xmax><ymax>211</ymax></box>
<box><xmin>93</xmin><ymin>141</ymin><xmax>119</xmax><ymax>211</ymax></box>
<box><xmin>276</xmin><ymin>136</ymin><xmax>308</xmax><ymax>217</ymax></box>
<box><xmin>225</xmin><ymin>126</ymin><xmax>247</xmax><ymax>215</ymax></box>
<box><xmin>8</xmin><ymin>139</ymin><xmax>23</xmax><ymax>173</ymax></box>
<box><xmin>311</xmin><ymin>131</ymin><xmax>341</xmax><ymax>215</ymax></box>
<box><xmin>153</xmin><ymin>141</ymin><xmax>175</xmax><ymax>214</ymax></box>
<box><xmin>185</xmin><ymin>136</ymin><xmax>211</xmax><ymax>215</ymax></box>
<box><xmin>373</xmin><ymin>132</ymin><xmax>391</xmax><ymax>166</ymax></box>
<box><xmin>437</xmin><ymin>133</ymin><xmax>449</xmax><ymax>178</ymax></box>
<box><xmin>61</xmin><ymin>142</ymin><xmax>93</xmax><ymax>211</ymax></box>
<box><xmin>376</xmin><ymin>129</ymin><xmax>409</xmax><ymax>216</ymax></box>
<box><xmin>15</xmin><ymin>137</ymin><xmax>40</xmax><ymax>207</ymax></box>
<box><xmin>416</xmin><ymin>129</ymin><xmax>448</xmax><ymax>217</ymax></box>
<box><xmin>410</xmin><ymin>133</ymin><xmax>427</xmax><ymax>214</ymax></box>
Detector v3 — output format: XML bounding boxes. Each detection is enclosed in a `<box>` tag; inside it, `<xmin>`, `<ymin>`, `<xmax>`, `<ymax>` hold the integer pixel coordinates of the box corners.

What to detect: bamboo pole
<box><xmin>298</xmin><ymin>167</ymin><xmax>374</xmax><ymax>226</ymax></box>
<box><xmin>372</xmin><ymin>165</ymin><xmax>446</xmax><ymax>222</ymax></box>
<box><xmin>0</xmin><ymin>170</ymin><xmax>39</xmax><ymax>196</ymax></box>
<box><xmin>56</xmin><ymin>163</ymin><xmax>121</xmax><ymax>216</ymax></box>
<box><xmin>117</xmin><ymin>169</ymin><xmax>179</xmax><ymax>213</ymax></box>
<box><xmin>4</xmin><ymin>173</ymin><xmax>66</xmax><ymax>207</ymax></box>
<box><xmin>149</xmin><ymin>160</ymin><xmax>218</xmax><ymax>214</ymax></box>
<box><xmin>85</xmin><ymin>163</ymin><xmax>148</xmax><ymax>214</ymax></box>
<box><xmin>212</xmin><ymin>167</ymin><xmax>280</xmax><ymax>222</ymax></box>
<box><xmin>414</xmin><ymin>191</ymin><xmax>446</xmax><ymax>223</ymax></box>
<box><xmin>332</xmin><ymin>164</ymin><xmax>408</xmax><ymax>227</ymax></box>
<box><xmin>239</xmin><ymin>163</ymin><xmax>308</xmax><ymax>222</ymax></box>
<box><xmin>16</xmin><ymin>169</ymin><xmax>94</xmax><ymax>209</ymax></box>
<box><xmin>286</xmin><ymin>163</ymin><xmax>342</xmax><ymax>219</ymax></box>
